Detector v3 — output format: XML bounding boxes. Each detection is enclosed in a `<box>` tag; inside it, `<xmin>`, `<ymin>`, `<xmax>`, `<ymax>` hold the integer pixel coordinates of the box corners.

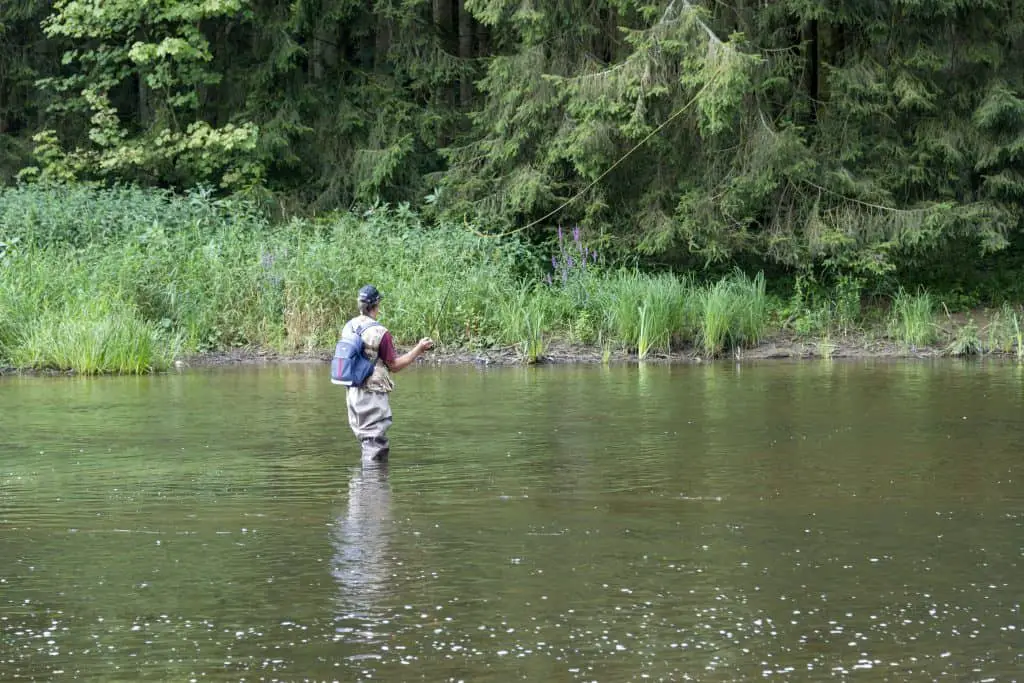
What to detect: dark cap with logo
<box><xmin>358</xmin><ymin>284</ymin><xmax>381</xmax><ymax>306</ymax></box>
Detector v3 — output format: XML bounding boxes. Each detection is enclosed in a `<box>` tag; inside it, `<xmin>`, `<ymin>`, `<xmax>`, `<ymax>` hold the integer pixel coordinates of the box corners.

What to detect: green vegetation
<box><xmin>889</xmin><ymin>290</ymin><xmax>938</xmax><ymax>349</ymax></box>
<box><xmin>601</xmin><ymin>272</ymin><xmax>696</xmax><ymax>360</ymax></box>
<box><xmin>698</xmin><ymin>272</ymin><xmax>769</xmax><ymax>357</ymax></box>
<box><xmin>4</xmin><ymin>0</ymin><xmax>1024</xmax><ymax>287</ymax></box>
<box><xmin>3</xmin><ymin>185</ymin><xmax>1022</xmax><ymax>375</ymax></box>
<box><xmin>945</xmin><ymin>319</ymin><xmax>982</xmax><ymax>358</ymax></box>
<box><xmin>5</xmin><ymin>1</ymin><xmax>1024</xmax><ymax>372</ymax></box>
<box><xmin>11</xmin><ymin>297</ymin><xmax>175</xmax><ymax>374</ymax></box>
<box><xmin>0</xmin><ymin>185</ymin><xmax>529</xmax><ymax>372</ymax></box>
<box><xmin>984</xmin><ymin>304</ymin><xmax>1024</xmax><ymax>358</ymax></box>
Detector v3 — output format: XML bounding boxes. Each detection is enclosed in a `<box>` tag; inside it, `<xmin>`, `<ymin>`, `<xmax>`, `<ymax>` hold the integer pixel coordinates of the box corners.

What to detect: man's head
<box><xmin>358</xmin><ymin>284</ymin><xmax>381</xmax><ymax>316</ymax></box>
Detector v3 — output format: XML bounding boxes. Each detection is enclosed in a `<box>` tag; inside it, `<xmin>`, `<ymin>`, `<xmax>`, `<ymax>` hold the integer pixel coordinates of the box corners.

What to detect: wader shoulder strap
<box><xmin>355</xmin><ymin>321</ymin><xmax>382</xmax><ymax>336</ymax></box>
<box><xmin>355</xmin><ymin>321</ymin><xmax>384</xmax><ymax>367</ymax></box>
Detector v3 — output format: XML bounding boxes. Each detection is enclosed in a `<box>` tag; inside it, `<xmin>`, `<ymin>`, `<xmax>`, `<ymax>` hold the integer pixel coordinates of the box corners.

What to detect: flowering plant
<box><xmin>548</xmin><ymin>225</ymin><xmax>598</xmax><ymax>288</ymax></box>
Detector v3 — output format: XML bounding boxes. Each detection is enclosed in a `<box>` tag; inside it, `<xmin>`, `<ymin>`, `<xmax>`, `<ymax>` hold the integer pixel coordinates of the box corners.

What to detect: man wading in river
<box><xmin>333</xmin><ymin>285</ymin><xmax>433</xmax><ymax>463</ymax></box>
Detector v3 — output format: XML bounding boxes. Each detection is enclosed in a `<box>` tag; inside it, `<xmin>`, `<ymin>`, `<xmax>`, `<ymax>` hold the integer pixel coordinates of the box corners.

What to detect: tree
<box><xmin>25</xmin><ymin>0</ymin><xmax>263</xmax><ymax>190</ymax></box>
<box><xmin>0</xmin><ymin>0</ymin><xmax>54</xmax><ymax>183</ymax></box>
<box><xmin>439</xmin><ymin>0</ymin><xmax>1024</xmax><ymax>280</ymax></box>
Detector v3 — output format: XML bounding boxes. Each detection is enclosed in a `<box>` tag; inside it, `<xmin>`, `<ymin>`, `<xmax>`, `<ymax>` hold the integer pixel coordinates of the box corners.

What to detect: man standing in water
<box><xmin>336</xmin><ymin>285</ymin><xmax>434</xmax><ymax>463</ymax></box>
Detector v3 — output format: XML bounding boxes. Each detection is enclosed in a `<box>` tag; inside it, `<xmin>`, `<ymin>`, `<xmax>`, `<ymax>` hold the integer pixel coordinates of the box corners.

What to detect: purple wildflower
<box><xmin>567</xmin><ymin>254</ymin><xmax>574</xmax><ymax>269</ymax></box>
<box><xmin>572</xmin><ymin>226</ymin><xmax>581</xmax><ymax>243</ymax></box>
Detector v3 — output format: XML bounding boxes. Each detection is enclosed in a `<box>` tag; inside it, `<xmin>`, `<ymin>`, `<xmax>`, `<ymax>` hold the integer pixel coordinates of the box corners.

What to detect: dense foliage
<box><xmin>4</xmin><ymin>0</ymin><xmax>1024</xmax><ymax>288</ymax></box>
<box><xmin>3</xmin><ymin>185</ymin><xmax>1024</xmax><ymax>374</ymax></box>
<box><xmin>0</xmin><ymin>184</ymin><xmax>788</xmax><ymax>371</ymax></box>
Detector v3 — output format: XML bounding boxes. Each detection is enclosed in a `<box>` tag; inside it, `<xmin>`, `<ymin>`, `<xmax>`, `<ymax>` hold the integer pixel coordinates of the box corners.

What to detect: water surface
<box><xmin>2</xmin><ymin>361</ymin><xmax>1022</xmax><ymax>681</ymax></box>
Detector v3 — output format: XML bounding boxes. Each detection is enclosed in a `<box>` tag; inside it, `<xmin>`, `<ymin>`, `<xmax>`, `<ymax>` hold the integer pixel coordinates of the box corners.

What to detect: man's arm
<box><xmin>380</xmin><ymin>332</ymin><xmax>433</xmax><ymax>373</ymax></box>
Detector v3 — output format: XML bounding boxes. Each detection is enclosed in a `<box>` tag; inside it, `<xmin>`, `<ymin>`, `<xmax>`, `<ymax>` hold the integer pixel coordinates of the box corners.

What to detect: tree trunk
<box><xmin>818</xmin><ymin>20</ymin><xmax>842</xmax><ymax>105</ymax></box>
<box><xmin>139</xmin><ymin>73</ymin><xmax>151</xmax><ymax>126</ymax></box>
<box><xmin>375</xmin><ymin>17</ymin><xmax>392</xmax><ymax>72</ymax></box>
<box><xmin>457</xmin><ymin>0</ymin><xmax>473</xmax><ymax>106</ymax></box>
<box><xmin>311</xmin><ymin>26</ymin><xmax>324</xmax><ymax>81</ymax></box>
<box><xmin>801</xmin><ymin>19</ymin><xmax>819</xmax><ymax>126</ymax></box>
<box><xmin>476</xmin><ymin>16</ymin><xmax>489</xmax><ymax>57</ymax></box>
<box><xmin>434</xmin><ymin>0</ymin><xmax>454</xmax><ymax>52</ymax></box>
<box><xmin>432</xmin><ymin>0</ymin><xmax>457</xmax><ymax>143</ymax></box>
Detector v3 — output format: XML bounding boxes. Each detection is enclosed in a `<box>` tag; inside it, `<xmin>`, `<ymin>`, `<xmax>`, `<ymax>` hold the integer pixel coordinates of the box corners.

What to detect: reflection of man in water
<box><xmin>331</xmin><ymin>464</ymin><xmax>393</xmax><ymax>627</ymax></box>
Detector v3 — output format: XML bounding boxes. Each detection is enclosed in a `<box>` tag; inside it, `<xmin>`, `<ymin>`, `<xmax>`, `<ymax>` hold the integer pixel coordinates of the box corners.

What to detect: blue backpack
<box><xmin>331</xmin><ymin>321</ymin><xmax>382</xmax><ymax>387</ymax></box>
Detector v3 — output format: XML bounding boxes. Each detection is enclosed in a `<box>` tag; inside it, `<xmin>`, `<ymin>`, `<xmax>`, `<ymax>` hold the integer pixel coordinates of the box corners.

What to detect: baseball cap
<box><xmin>358</xmin><ymin>284</ymin><xmax>381</xmax><ymax>306</ymax></box>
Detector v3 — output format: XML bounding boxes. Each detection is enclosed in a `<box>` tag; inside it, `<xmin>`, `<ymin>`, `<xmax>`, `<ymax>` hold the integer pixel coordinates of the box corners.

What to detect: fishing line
<box><xmin>427</xmin><ymin>274</ymin><xmax>457</xmax><ymax>337</ymax></box>
<box><xmin>464</xmin><ymin>64</ymin><xmax>928</xmax><ymax>240</ymax></box>
<box><xmin>465</xmin><ymin>67</ymin><xmax>726</xmax><ymax>240</ymax></box>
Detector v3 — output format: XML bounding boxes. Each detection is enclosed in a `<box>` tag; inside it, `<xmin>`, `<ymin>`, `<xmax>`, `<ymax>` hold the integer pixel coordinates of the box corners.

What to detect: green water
<box><xmin>1</xmin><ymin>361</ymin><xmax>1022</xmax><ymax>681</ymax></box>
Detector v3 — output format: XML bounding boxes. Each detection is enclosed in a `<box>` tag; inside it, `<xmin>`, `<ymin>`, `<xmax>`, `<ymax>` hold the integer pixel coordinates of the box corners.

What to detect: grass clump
<box><xmin>985</xmin><ymin>303</ymin><xmax>1024</xmax><ymax>356</ymax></box>
<box><xmin>698</xmin><ymin>271</ymin><xmax>769</xmax><ymax>356</ymax></box>
<box><xmin>601</xmin><ymin>272</ymin><xmax>697</xmax><ymax>359</ymax></box>
<box><xmin>12</xmin><ymin>296</ymin><xmax>176</xmax><ymax>374</ymax></box>
<box><xmin>945</xmin><ymin>319</ymin><xmax>982</xmax><ymax>357</ymax></box>
<box><xmin>889</xmin><ymin>289</ymin><xmax>937</xmax><ymax>347</ymax></box>
<box><xmin>497</xmin><ymin>284</ymin><xmax>550</xmax><ymax>363</ymax></box>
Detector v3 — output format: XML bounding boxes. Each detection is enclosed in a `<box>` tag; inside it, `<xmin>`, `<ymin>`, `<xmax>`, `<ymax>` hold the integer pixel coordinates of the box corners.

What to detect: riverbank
<box><xmin>3</xmin><ymin>320</ymin><xmax>1021</xmax><ymax>378</ymax></box>
<box><xmin>167</xmin><ymin>326</ymin><xmax>1023</xmax><ymax>369</ymax></box>
<box><xmin>3</xmin><ymin>185</ymin><xmax>1024</xmax><ymax>376</ymax></box>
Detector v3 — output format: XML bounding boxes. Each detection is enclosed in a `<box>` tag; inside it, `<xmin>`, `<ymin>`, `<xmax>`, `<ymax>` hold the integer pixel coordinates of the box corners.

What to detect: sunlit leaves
<box><xmin>31</xmin><ymin>0</ymin><xmax>258</xmax><ymax>189</ymax></box>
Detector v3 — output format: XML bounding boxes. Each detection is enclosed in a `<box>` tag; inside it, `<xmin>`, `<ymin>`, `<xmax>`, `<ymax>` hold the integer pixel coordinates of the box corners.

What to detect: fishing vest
<box><xmin>342</xmin><ymin>315</ymin><xmax>395</xmax><ymax>393</ymax></box>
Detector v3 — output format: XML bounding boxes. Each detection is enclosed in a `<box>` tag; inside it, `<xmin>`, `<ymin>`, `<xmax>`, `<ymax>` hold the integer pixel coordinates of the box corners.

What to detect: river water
<box><xmin>1</xmin><ymin>361</ymin><xmax>1021</xmax><ymax>681</ymax></box>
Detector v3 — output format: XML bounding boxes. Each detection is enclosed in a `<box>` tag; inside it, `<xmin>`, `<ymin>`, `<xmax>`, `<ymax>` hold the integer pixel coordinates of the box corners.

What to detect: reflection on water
<box><xmin>0</xmin><ymin>361</ymin><xmax>1022</xmax><ymax>680</ymax></box>
<box><xmin>332</xmin><ymin>464</ymin><xmax>393</xmax><ymax>628</ymax></box>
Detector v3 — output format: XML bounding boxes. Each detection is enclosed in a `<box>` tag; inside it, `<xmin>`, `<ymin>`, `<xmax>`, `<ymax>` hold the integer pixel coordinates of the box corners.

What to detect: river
<box><xmin>1</xmin><ymin>361</ymin><xmax>1021</xmax><ymax>680</ymax></box>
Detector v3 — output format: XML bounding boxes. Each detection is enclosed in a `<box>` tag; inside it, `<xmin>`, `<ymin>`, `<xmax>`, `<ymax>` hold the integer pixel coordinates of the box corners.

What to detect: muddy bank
<box><xmin>173</xmin><ymin>332</ymin><xmax>951</xmax><ymax>370</ymax></box>
<box><xmin>3</xmin><ymin>331</ymin><xmax>1012</xmax><ymax>377</ymax></box>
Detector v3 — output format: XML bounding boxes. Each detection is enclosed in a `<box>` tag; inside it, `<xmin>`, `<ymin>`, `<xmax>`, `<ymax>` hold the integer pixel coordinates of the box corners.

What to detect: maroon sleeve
<box><xmin>378</xmin><ymin>331</ymin><xmax>398</xmax><ymax>368</ymax></box>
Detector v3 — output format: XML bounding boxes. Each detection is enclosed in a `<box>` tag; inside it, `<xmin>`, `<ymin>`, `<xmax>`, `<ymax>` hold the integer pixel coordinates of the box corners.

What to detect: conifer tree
<box><xmin>1</xmin><ymin>0</ymin><xmax>1023</xmax><ymax>283</ymax></box>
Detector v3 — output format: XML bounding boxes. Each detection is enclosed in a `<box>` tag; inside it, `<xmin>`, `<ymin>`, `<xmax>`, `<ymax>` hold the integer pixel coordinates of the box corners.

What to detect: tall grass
<box><xmin>889</xmin><ymin>289</ymin><xmax>937</xmax><ymax>347</ymax></box>
<box><xmin>1015</xmin><ymin>313</ymin><xmax>1024</xmax><ymax>360</ymax></box>
<box><xmin>496</xmin><ymin>284</ymin><xmax>550</xmax><ymax>363</ymax></box>
<box><xmin>945</xmin><ymin>319</ymin><xmax>981</xmax><ymax>357</ymax></box>
<box><xmin>1</xmin><ymin>186</ymin><xmax>528</xmax><ymax>372</ymax></box>
<box><xmin>577</xmin><ymin>268</ymin><xmax>767</xmax><ymax>359</ymax></box>
<box><xmin>11</xmin><ymin>297</ymin><xmax>176</xmax><ymax>374</ymax></box>
<box><xmin>698</xmin><ymin>271</ymin><xmax>769</xmax><ymax>356</ymax></box>
<box><xmin>0</xmin><ymin>184</ymin><xmax>872</xmax><ymax>373</ymax></box>
<box><xmin>985</xmin><ymin>303</ymin><xmax>1024</xmax><ymax>356</ymax></box>
<box><xmin>601</xmin><ymin>272</ymin><xmax>698</xmax><ymax>358</ymax></box>
<box><xmin>700</xmin><ymin>279</ymin><xmax>735</xmax><ymax>356</ymax></box>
